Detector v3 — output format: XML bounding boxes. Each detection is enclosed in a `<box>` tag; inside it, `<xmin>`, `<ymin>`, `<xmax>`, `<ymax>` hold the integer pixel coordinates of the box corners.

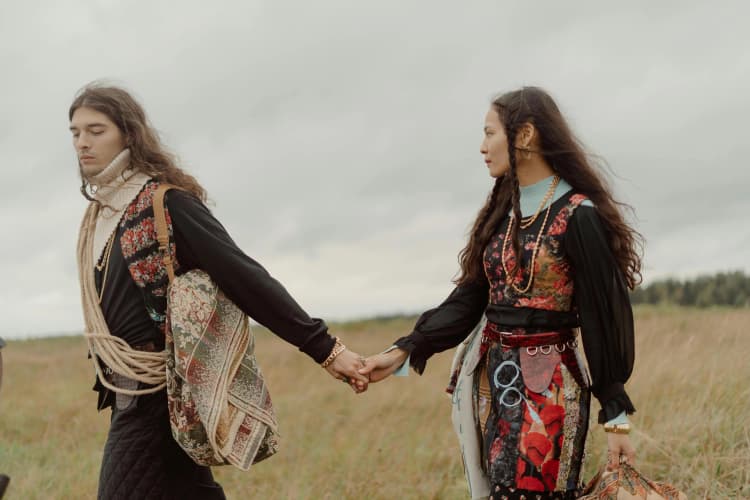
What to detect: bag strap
<box><xmin>153</xmin><ymin>184</ymin><xmax>181</xmax><ymax>284</ymax></box>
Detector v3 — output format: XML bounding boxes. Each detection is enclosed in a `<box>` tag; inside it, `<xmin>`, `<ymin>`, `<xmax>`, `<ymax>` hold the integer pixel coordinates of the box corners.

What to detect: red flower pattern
<box><xmin>483</xmin><ymin>194</ymin><xmax>591</xmax><ymax>494</ymax></box>
<box><xmin>546</xmin><ymin>210</ymin><xmax>569</xmax><ymax>236</ymax></box>
<box><xmin>497</xmin><ymin>419</ymin><xmax>511</xmax><ymax>438</ymax></box>
<box><xmin>569</xmin><ymin>193</ymin><xmax>587</xmax><ymax>205</ymax></box>
<box><xmin>542</xmin><ymin>460</ymin><xmax>560</xmax><ymax>490</ymax></box>
<box><xmin>517</xmin><ymin>295</ymin><xmax>557</xmax><ymax>310</ymax></box>
<box><xmin>518</xmin><ymin>476</ymin><xmax>546</xmax><ymax>492</ymax></box>
<box><xmin>121</xmin><ymin>217</ymin><xmax>157</xmax><ymax>258</ymax></box>
<box><xmin>551</xmin><ymin>366</ymin><xmax>563</xmax><ymax>387</ymax></box>
<box><xmin>526</xmin><ymin>389</ymin><xmax>548</xmax><ymax>407</ymax></box>
<box><xmin>484</xmin><ymin>193</ymin><xmax>589</xmax><ymax>312</ymax></box>
<box><xmin>540</xmin><ymin>404</ymin><xmax>565</xmax><ymax>437</ymax></box>
<box><xmin>516</xmin><ymin>456</ymin><xmax>526</xmax><ymax>479</ymax></box>
<box><xmin>524</xmin><ymin>432</ymin><xmax>552</xmax><ymax>467</ymax></box>
<box><xmin>123</xmin><ymin>183</ymin><xmax>156</xmax><ymax>222</ymax></box>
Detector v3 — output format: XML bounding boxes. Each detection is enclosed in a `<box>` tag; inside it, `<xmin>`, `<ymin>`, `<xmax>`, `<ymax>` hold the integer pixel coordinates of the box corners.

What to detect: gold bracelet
<box><xmin>321</xmin><ymin>338</ymin><xmax>346</xmax><ymax>368</ymax></box>
<box><xmin>603</xmin><ymin>423</ymin><xmax>631</xmax><ymax>435</ymax></box>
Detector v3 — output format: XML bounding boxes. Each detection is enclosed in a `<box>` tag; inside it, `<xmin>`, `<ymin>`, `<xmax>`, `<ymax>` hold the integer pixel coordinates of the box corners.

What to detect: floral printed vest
<box><xmin>483</xmin><ymin>193</ymin><xmax>589</xmax><ymax>312</ymax></box>
<box><xmin>117</xmin><ymin>180</ymin><xmax>181</xmax><ymax>334</ymax></box>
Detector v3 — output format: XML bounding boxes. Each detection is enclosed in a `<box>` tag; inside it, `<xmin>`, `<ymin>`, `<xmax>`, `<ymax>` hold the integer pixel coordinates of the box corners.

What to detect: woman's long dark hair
<box><xmin>456</xmin><ymin>87</ymin><xmax>643</xmax><ymax>289</ymax></box>
<box><xmin>69</xmin><ymin>82</ymin><xmax>207</xmax><ymax>202</ymax></box>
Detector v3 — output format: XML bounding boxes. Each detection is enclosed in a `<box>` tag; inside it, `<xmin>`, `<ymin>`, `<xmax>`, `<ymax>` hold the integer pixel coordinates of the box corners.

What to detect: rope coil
<box><xmin>78</xmin><ymin>202</ymin><xmax>167</xmax><ymax>395</ymax></box>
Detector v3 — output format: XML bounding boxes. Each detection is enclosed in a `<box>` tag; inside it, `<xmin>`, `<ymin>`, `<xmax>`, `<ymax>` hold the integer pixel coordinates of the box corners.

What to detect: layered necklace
<box><xmin>501</xmin><ymin>175</ymin><xmax>560</xmax><ymax>294</ymax></box>
<box><xmin>95</xmin><ymin>232</ymin><xmax>116</xmax><ymax>304</ymax></box>
<box><xmin>85</xmin><ymin>148</ymin><xmax>150</xmax><ymax>304</ymax></box>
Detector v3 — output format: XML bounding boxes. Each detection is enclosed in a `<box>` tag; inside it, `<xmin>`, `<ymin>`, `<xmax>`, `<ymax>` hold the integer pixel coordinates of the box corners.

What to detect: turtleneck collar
<box><xmin>518</xmin><ymin>175</ymin><xmax>573</xmax><ymax>216</ymax></box>
<box><xmin>87</xmin><ymin>148</ymin><xmax>131</xmax><ymax>186</ymax></box>
<box><xmin>85</xmin><ymin>148</ymin><xmax>152</xmax><ymax>263</ymax></box>
<box><xmin>84</xmin><ymin>149</ymin><xmax>149</xmax><ymax>215</ymax></box>
<box><xmin>88</xmin><ymin>148</ymin><xmax>132</xmax><ymax>200</ymax></box>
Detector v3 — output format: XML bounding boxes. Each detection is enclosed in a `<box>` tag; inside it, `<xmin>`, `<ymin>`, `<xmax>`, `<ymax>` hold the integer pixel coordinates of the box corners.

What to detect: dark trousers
<box><xmin>98</xmin><ymin>388</ymin><xmax>226</xmax><ymax>500</ymax></box>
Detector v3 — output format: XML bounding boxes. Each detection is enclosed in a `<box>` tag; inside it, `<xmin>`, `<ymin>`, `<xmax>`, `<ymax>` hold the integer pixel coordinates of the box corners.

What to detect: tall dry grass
<box><xmin>0</xmin><ymin>307</ymin><xmax>748</xmax><ymax>499</ymax></box>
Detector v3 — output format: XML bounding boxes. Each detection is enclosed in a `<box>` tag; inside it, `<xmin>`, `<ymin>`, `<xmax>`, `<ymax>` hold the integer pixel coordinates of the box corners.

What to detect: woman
<box><xmin>361</xmin><ymin>87</ymin><xmax>640</xmax><ymax>499</ymax></box>
<box><xmin>70</xmin><ymin>83</ymin><xmax>368</xmax><ymax>499</ymax></box>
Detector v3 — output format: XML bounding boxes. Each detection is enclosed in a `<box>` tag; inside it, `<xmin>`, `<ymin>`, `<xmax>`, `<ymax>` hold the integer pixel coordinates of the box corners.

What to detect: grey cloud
<box><xmin>1</xmin><ymin>0</ymin><xmax>748</xmax><ymax>337</ymax></box>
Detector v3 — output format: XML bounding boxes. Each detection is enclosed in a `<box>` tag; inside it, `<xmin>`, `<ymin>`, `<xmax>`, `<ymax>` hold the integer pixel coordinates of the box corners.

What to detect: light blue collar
<box><xmin>518</xmin><ymin>175</ymin><xmax>573</xmax><ymax>216</ymax></box>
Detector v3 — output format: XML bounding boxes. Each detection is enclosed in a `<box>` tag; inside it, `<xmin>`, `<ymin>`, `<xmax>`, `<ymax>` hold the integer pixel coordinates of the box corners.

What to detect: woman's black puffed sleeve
<box><xmin>393</xmin><ymin>280</ymin><xmax>488</xmax><ymax>374</ymax></box>
<box><xmin>565</xmin><ymin>205</ymin><xmax>636</xmax><ymax>423</ymax></box>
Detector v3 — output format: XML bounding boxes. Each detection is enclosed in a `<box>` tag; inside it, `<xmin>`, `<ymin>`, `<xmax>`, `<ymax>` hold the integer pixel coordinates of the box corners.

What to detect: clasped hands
<box><xmin>323</xmin><ymin>344</ymin><xmax>409</xmax><ymax>393</ymax></box>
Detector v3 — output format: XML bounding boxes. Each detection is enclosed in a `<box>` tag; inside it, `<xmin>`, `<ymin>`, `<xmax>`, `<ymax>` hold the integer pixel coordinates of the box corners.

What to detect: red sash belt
<box><xmin>479</xmin><ymin>323</ymin><xmax>576</xmax><ymax>360</ymax></box>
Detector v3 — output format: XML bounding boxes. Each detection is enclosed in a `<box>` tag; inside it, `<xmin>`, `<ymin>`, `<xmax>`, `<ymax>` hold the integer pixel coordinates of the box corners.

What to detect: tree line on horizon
<box><xmin>343</xmin><ymin>270</ymin><xmax>750</xmax><ymax>325</ymax></box>
<box><xmin>629</xmin><ymin>270</ymin><xmax>750</xmax><ymax>307</ymax></box>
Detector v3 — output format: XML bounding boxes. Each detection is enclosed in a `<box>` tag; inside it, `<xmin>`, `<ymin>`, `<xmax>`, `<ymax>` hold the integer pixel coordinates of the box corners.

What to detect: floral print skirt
<box><xmin>478</xmin><ymin>340</ymin><xmax>591</xmax><ymax>500</ymax></box>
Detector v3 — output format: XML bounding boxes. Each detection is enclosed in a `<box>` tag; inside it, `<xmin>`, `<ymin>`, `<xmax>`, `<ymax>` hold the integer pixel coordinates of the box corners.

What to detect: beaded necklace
<box><xmin>501</xmin><ymin>175</ymin><xmax>560</xmax><ymax>294</ymax></box>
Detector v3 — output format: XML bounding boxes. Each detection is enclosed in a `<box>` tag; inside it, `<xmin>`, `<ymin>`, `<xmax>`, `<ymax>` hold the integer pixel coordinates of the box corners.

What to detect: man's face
<box><xmin>69</xmin><ymin>106</ymin><xmax>127</xmax><ymax>178</ymax></box>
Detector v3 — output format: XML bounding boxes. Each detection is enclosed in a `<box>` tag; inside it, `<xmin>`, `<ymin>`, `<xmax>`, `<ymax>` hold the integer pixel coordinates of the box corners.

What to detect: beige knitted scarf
<box><xmin>77</xmin><ymin>149</ymin><xmax>168</xmax><ymax>395</ymax></box>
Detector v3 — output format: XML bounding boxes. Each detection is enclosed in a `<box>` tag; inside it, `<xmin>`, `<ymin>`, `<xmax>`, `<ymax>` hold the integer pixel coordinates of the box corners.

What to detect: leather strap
<box><xmin>153</xmin><ymin>184</ymin><xmax>180</xmax><ymax>284</ymax></box>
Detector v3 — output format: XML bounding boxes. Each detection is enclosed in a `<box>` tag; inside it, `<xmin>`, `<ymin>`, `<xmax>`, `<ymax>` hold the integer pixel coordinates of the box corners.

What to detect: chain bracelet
<box><xmin>321</xmin><ymin>337</ymin><xmax>346</xmax><ymax>368</ymax></box>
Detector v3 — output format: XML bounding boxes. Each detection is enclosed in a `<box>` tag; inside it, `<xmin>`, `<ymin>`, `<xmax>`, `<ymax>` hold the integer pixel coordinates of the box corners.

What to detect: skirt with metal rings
<box><xmin>477</xmin><ymin>334</ymin><xmax>591</xmax><ymax>500</ymax></box>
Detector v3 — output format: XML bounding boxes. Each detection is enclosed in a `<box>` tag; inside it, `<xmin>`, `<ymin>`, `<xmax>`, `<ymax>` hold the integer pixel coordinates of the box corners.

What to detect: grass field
<box><xmin>1</xmin><ymin>307</ymin><xmax>749</xmax><ymax>499</ymax></box>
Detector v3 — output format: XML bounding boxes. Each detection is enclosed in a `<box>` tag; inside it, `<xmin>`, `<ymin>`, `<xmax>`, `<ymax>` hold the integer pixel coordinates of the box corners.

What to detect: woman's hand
<box><xmin>324</xmin><ymin>349</ymin><xmax>369</xmax><ymax>393</ymax></box>
<box><xmin>606</xmin><ymin>432</ymin><xmax>636</xmax><ymax>470</ymax></box>
<box><xmin>358</xmin><ymin>348</ymin><xmax>409</xmax><ymax>383</ymax></box>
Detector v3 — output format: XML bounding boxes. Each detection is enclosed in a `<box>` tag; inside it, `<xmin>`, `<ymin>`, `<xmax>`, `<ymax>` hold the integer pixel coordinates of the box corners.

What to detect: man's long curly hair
<box><xmin>456</xmin><ymin>87</ymin><xmax>643</xmax><ymax>289</ymax></box>
<box><xmin>70</xmin><ymin>82</ymin><xmax>206</xmax><ymax>202</ymax></box>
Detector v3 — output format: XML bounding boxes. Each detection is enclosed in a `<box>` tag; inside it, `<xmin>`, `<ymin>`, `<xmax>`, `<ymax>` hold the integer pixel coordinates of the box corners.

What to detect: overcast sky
<box><xmin>1</xmin><ymin>1</ymin><xmax>747</xmax><ymax>339</ymax></box>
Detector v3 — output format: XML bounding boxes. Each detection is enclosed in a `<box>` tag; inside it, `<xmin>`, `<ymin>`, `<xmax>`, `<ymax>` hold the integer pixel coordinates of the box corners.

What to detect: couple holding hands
<box><xmin>73</xmin><ymin>82</ymin><xmax>637</xmax><ymax>500</ymax></box>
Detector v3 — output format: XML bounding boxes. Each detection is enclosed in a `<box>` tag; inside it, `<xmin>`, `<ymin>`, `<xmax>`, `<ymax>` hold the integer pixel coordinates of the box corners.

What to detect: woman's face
<box><xmin>69</xmin><ymin>106</ymin><xmax>126</xmax><ymax>178</ymax></box>
<box><xmin>479</xmin><ymin>107</ymin><xmax>510</xmax><ymax>178</ymax></box>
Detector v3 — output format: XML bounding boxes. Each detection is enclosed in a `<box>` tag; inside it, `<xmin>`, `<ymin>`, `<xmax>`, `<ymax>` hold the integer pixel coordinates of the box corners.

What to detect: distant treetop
<box><xmin>629</xmin><ymin>270</ymin><xmax>750</xmax><ymax>307</ymax></box>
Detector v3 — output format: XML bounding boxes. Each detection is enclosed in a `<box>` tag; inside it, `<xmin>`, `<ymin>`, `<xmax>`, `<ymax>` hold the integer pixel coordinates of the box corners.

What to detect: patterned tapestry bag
<box><xmin>581</xmin><ymin>463</ymin><xmax>686</xmax><ymax>500</ymax></box>
<box><xmin>153</xmin><ymin>185</ymin><xmax>279</xmax><ymax>470</ymax></box>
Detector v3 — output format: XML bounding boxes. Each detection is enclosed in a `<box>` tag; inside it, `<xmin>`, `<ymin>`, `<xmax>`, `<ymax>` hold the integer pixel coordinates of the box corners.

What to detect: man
<box><xmin>71</xmin><ymin>83</ymin><xmax>368</xmax><ymax>499</ymax></box>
